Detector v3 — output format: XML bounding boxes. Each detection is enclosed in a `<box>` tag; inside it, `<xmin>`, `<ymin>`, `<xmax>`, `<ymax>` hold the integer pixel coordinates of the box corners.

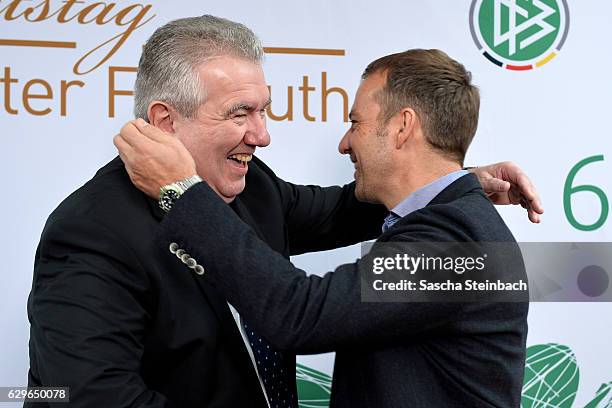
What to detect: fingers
<box><xmin>528</xmin><ymin>208</ymin><xmax>541</xmax><ymax>224</ymax></box>
<box><xmin>515</xmin><ymin>195</ymin><xmax>540</xmax><ymax>223</ymax></box>
<box><xmin>514</xmin><ymin>172</ymin><xmax>545</xmax><ymax>216</ymax></box>
<box><xmin>119</xmin><ymin>118</ymin><xmax>171</xmax><ymax>150</ymax></box>
<box><xmin>498</xmin><ymin>162</ymin><xmax>545</xmax><ymax>222</ymax></box>
<box><xmin>133</xmin><ymin>118</ymin><xmax>172</xmax><ymax>143</ymax></box>
<box><xmin>114</xmin><ymin>134</ymin><xmax>139</xmax><ymax>184</ymax></box>
<box><xmin>514</xmin><ymin>172</ymin><xmax>535</xmax><ymax>199</ymax></box>
<box><xmin>113</xmin><ymin>133</ymin><xmax>133</xmax><ymax>157</ymax></box>
<box><xmin>118</xmin><ymin>121</ymin><xmax>142</xmax><ymax>147</ymax></box>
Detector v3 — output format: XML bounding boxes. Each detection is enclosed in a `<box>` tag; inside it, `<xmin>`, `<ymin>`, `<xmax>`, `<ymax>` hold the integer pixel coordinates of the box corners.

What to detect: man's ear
<box><xmin>395</xmin><ymin>108</ymin><xmax>417</xmax><ymax>149</ymax></box>
<box><xmin>147</xmin><ymin>101</ymin><xmax>176</xmax><ymax>134</ymax></box>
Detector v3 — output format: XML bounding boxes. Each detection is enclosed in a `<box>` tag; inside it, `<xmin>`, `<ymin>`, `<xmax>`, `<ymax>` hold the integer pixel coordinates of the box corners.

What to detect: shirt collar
<box><xmin>382</xmin><ymin>170</ymin><xmax>469</xmax><ymax>232</ymax></box>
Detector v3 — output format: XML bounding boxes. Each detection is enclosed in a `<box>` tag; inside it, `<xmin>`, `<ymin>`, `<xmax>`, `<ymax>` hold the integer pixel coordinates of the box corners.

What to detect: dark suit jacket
<box><xmin>157</xmin><ymin>174</ymin><xmax>529</xmax><ymax>408</ymax></box>
<box><xmin>27</xmin><ymin>156</ymin><xmax>385</xmax><ymax>407</ymax></box>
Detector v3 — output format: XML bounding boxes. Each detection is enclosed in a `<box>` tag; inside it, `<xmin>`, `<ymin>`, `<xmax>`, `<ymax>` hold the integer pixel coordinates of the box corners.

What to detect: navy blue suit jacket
<box><xmin>159</xmin><ymin>173</ymin><xmax>528</xmax><ymax>408</ymax></box>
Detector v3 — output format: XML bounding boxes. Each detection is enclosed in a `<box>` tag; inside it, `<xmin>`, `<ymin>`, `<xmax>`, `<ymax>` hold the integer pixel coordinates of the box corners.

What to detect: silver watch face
<box><xmin>159</xmin><ymin>189</ymin><xmax>181</xmax><ymax>212</ymax></box>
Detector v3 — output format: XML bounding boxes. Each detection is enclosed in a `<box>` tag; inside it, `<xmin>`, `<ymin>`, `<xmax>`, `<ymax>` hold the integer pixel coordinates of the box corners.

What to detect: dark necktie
<box><xmin>228</xmin><ymin>200</ymin><xmax>297</xmax><ymax>407</ymax></box>
<box><xmin>243</xmin><ymin>320</ymin><xmax>297</xmax><ymax>408</ymax></box>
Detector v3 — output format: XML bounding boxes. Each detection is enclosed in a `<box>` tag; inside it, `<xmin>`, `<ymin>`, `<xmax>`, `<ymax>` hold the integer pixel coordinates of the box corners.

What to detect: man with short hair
<box><xmin>117</xmin><ymin>48</ymin><xmax>531</xmax><ymax>407</ymax></box>
<box><xmin>28</xmin><ymin>14</ymin><xmax>539</xmax><ymax>408</ymax></box>
<box><xmin>29</xmin><ymin>16</ymin><xmax>304</xmax><ymax>408</ymax></box>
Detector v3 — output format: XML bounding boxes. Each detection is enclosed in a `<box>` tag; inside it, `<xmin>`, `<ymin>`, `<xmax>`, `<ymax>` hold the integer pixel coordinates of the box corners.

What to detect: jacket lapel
<box><xmin>230</xmin><ymin>197</ymin><xmax>268</xmax><ymax>240</ymax></box>
<box><xmin>117</xmin><ymin>156</ymin><xmax>267</xmax><ymax>405</ymax></box>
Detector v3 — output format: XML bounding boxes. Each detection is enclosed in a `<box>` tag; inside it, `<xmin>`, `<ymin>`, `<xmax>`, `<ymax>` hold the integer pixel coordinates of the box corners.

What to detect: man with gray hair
<box><xmin>27</xmin><ymin>15</ymin><xmax>541</xmax><ymax>408</ymax></box>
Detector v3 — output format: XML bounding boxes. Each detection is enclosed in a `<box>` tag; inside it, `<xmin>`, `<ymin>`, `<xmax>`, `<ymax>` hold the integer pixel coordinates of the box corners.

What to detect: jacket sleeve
<box><xmin>253</xmin><ymin>157</ymin><xmax>387</xmax><ymax>255</ymax></box>
<box><xmin>28</xmin><ymin>216</ymin><xmax>172</xmax><ymax>407</ymax></box>
<box><xmin>159</xmin><ymin>182</ymin><xmax>464</xmax><ymax>355</ymax></box>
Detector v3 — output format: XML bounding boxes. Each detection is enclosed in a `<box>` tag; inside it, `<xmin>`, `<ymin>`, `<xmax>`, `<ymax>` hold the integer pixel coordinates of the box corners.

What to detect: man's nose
<box><xmin>338</xmin><ymin>130</ymin><xmax>351</xmax><ymax>155</ymax></box>
<box><xmin>245</xmin><ymin>113</ymin><xmax>271</xmax><ymax>147</ymax></box>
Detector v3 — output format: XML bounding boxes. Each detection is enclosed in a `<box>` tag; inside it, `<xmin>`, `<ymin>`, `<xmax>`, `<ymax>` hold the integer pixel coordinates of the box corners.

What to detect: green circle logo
<box><xmin>469</xmin><ymin>0</ymin><xmax>569</xmax><ymax>70</ymax></box>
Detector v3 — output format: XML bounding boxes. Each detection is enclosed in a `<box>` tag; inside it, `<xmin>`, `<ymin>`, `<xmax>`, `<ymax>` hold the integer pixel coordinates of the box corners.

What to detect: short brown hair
<box><xmin>363</xmin><ymin>49</ymin><xmax>480</xmax><ymax>164</ymax></box>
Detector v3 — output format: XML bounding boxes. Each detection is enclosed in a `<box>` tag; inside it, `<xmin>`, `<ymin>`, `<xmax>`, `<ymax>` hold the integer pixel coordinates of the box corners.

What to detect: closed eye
<box><xmin>224</xmin><ymin>103</ymin><xmax>252</xmax><ymax>118</ymax></box>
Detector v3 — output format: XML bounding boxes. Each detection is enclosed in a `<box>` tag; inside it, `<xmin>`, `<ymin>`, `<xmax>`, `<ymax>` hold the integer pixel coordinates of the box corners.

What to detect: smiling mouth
<box><xmin>227</xmin><ymin>153</ymin><xmax>252</xmax><ymax>167</ymax></box>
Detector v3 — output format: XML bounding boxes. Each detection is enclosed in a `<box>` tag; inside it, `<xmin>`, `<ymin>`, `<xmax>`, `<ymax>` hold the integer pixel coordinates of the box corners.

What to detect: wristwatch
<box><xmin>159</xmin><ymin>175</ymin><xmax>203</xmax><ymax>212</ymax></box>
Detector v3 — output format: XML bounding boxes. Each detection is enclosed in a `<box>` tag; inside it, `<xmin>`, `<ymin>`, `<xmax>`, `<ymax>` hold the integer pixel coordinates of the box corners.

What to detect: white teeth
<box><xmin>228</xmin><ymin>154</ymin><xmax>253</xmax><ymax>164</ymax></box>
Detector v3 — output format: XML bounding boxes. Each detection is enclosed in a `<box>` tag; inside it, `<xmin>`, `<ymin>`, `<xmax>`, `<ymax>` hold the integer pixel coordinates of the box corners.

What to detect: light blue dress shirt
<box><xmin>381</xmin><ymin>170</ymin><xmax>469</xmax><ymax>232</ymax></box>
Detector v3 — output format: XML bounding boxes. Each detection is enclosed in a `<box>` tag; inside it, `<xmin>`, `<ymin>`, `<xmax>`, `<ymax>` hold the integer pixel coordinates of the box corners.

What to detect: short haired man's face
<box><xmin>173</xmin><ymin>56</ymin><xmax>271</xmax><ymax>202</ymax></box>
<box><xmin>338</xmin><ymin>71</ymin><xmax>394</xmax><ymax>204</ymax></box>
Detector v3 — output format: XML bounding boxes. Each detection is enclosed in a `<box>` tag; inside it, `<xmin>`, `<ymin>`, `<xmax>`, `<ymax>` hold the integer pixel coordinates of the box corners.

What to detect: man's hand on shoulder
<box><xmin>469</xmin><ymin>161</ymin><xmax>544</xmax><ymax>223</ymax></box>
<box><xmin>114</xmin><ymin>119</ymin><xmax>197</xmax><ymax>198</ymax></box>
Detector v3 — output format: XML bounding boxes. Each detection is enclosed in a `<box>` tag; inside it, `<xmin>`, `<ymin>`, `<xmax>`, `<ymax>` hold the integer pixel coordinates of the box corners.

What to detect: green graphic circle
<box><xmin>521</xmin><ymin>343</ymin><xmax>579</xmax><ymax>408</ymax></box>
<box><xmin>478</xmin><ymin>0</ymin><xmax>562</xmax><ymax>62</ymax></box>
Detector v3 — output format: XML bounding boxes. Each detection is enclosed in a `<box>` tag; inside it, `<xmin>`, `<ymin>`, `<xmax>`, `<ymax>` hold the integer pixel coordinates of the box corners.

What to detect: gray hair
<box><xmin>134</xmin><ymin>15</ymin><xmax>264</xmax><ymax>121</ymax></box>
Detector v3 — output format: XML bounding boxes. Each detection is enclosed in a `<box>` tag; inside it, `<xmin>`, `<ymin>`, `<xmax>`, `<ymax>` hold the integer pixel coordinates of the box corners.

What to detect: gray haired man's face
<box><xmin>173</xmin><ymin>56</ymin><xmax>271</xmax><ymax>203</ymax></box>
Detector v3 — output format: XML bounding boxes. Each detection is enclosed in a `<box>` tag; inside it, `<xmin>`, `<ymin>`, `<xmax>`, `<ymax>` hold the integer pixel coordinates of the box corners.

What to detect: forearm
<box><xmin>159</xmin><ymin>182</ymin><xmax>458</xmax><ymax>353</ymax></box>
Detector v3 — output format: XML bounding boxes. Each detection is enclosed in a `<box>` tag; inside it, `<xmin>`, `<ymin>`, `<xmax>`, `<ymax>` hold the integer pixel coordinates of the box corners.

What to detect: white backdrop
<box><xmin>1</xmin><ymin>1</ymin><xmax>610</xmax><ymax>406</ymax></box>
